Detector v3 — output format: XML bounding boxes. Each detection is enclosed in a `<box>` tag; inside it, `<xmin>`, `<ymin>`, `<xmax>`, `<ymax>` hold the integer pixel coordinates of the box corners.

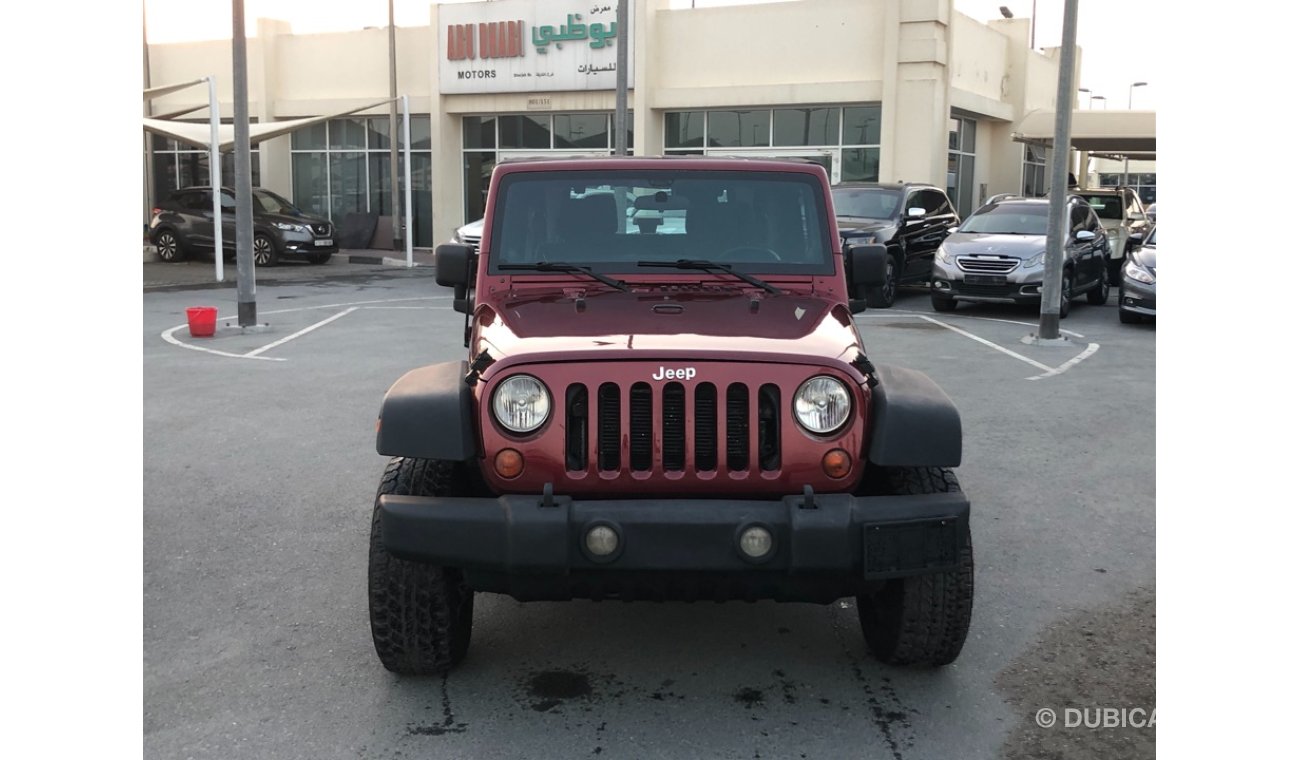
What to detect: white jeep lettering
<box><xmin>651</xmin><ymin>366</ymin><xmax>697</xmax><ymax>381</ymax></box>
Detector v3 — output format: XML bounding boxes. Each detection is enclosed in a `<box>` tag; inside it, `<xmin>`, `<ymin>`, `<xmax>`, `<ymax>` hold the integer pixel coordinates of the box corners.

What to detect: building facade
<box><xmin>144</xmin><ymin>0</ymin><xmax>1077</xmax><ymax>248</ymax></box>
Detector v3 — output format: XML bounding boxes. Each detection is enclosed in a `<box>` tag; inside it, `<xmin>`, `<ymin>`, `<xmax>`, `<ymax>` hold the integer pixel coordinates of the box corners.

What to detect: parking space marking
<box><xmin>918</xmin><ymin>315</ymin><xmax>1055</xmax><ymax>373</ymax></box>
<box><xmin>859</xmin><ymin>309</ymin><xmax>1085</xmax><ymax>339</ymax></box>
<box><xmin>1026</xmin><ymin>341</ymin><xmax>1101</xmax><ymax>381</ymax></box>
<box><xmin>243</xmin><ymin>307</ymin><xmax>358</xmax><ymax>357</ymax></box>
<box><xmin>160</xmin><ymin>296</ymin><xmax>453</xmax><ymax>361</ymax></box>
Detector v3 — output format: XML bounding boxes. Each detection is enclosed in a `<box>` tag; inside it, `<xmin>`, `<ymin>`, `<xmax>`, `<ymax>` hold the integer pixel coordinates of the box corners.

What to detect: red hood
<box><xmin>473</xmin><ymin>286</ymin><xmax>865</xmax><ymax>378</ymax></box>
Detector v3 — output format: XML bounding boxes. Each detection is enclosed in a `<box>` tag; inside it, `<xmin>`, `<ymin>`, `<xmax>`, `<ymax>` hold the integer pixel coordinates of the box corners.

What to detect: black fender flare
<box><xmin>866</xmin><ymin>364</ymin><xmax>962</xmax><ymax>468</ymax></box>
<box><xmin>376</xmin><ymin>361</ymin><xmax>477</xmax><ymax>461</ymax></box>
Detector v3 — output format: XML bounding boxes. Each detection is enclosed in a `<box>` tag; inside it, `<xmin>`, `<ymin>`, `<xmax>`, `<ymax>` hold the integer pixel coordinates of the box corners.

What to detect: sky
<box><xmin>143</xmin><ymin>0</ymin><xmax>1156</xmax><ymax>111</ymax></box>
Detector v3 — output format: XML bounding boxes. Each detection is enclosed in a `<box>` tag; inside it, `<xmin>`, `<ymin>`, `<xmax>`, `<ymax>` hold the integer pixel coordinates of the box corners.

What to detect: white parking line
<box><xmin>918</xmin><ymin>316</ymin><xmax>1056</xmax><ymax>373</ymax></box>
<box><xmin>160</xmin><ymin>324</ymin><xmax>286</xmax><ymax>361</ymax></box>
<box><xmin>1027</xmin><ymin>342</ymin><xmax>1101</xmax><ymax>381</ymax></box>
<box><xmin>858</xmin><ymin>309</ymin><xmax>1085</xmax><ymax>339</ymax></box>
<box><xmin>244</xmin><ymin>307</ymin><xmax>358</xmax><ymax>357</ymax></box>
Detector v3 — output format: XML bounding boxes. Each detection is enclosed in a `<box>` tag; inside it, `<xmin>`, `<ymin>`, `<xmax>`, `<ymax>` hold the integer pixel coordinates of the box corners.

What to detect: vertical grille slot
<box><xmin>565</xmin><ymin>384</ymin><xmax>587</xmax><ymax>471</ymax></box>
<box><xmin>758</xmin><ymin>384</ymin><xmax>781</xmax><ymax>471</ymax></box>
<box><xmin>695</xmin><ymin>383</ymin><xmax>717</xmax><ymax>472</ymax></box>
<box><xmin>726</xmin><ymin>383</ymin><xmax>749</xmax><ymax>471</ymax></box>
<box><xmin>662</xmin><ymin>382</ymin><xmax>686</xmax><ymax>471</ymax></box>
<box><xmin>629</xmin><ymin>382</ymin><xmax>653</xmax><ymax>472</ymax></box>
<box><xmin>597</xmin><ymin>383</ymin><xmax>620</xmax><ymax>471</ymax></box>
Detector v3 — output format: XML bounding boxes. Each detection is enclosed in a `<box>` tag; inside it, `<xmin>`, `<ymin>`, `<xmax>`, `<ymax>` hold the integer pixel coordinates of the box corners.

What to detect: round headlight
<box><xmin>492</xmin><ymin>375</ymin><xmax>551</xmax><ymax>434</ymax></box>
<box><xmin>793</xmin><ymin>376</ymin><xmax>851</xmax><ymax>434</ymax></box>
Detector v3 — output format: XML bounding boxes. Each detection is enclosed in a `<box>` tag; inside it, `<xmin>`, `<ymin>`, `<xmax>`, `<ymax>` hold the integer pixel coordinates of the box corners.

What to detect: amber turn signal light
<box><xmin>494</xmin><ymin>448</ymin><xmax>524</xmax><ymax>478</ymax></box>
<box><xmin>822</xmin><ymin>449</ymin><xmax>851</xmax><ymax>478</ymax></box>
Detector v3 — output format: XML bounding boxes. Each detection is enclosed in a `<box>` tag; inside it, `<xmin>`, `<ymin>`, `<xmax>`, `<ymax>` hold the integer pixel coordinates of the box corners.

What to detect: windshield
<box><xmin>1145</xmin><ymin>228</ymin><xmax>1157</xmax><ymax>246</ymax></box>
<box><xmin>958</xmin><ymin>204</ymin><xmax>1049</xmax><ymax>235</ymax></box>
<box><xmin>831</xmin><ymin>187</ymin><xmax>901</xmax><ymax>220</ymax></box>
<box><xmin>488</xmin><ymin>170</ymin><xmax>834</xmax><ymax>274</ymax></box>
<box><xmin>252</xmin><ymin>189</ymin><xmax>301</xmax><ymax>215</ymax></box>
<box><xmin>1077</xmin><ymin>194</ymin><xmax>1124</xmax><ymax>220</ymax></box>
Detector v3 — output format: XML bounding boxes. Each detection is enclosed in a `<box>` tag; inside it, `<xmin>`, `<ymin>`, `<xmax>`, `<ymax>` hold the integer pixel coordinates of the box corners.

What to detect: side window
<box><xmin>1127</xmin><ymin>192</ymin><xmax>1143</xmax><ymax>218</ymax></box>
<box><xmin>220</xmin><ymin>192</ymin><xmax>236</xmax><ymax>210</ymax></box>
<box><xmin>923</xmin><ymin>189</ymin><xmax>951</xmax><ymax>216</ymax></box>
<box><xmin>1069</xmin><ymin>205</ymin><xmax>1088</xmax><ymax>232</ymax></box>
<box><xmin>183</xmin><ymin>192</ymin><xmax>208</xmax><ymax>211</ymax></box>
<box><xmin>904</xmin><ymin>191</ymin><xmax>924</xmax><ymax>218</ymax></box>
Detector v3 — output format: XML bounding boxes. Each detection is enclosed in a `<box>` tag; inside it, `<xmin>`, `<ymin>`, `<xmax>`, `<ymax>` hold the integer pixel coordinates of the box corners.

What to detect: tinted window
<box><xmin>1069</xmin><ymin>205</ymin><xmax>1089</xmax><ymax>232</ymax></box>
<box><xmin>490</xmin><ymin>170</ymin><xmax>833</xmax><ymax>274</ymax></box>
<box><xmin>921</xmin><ymin>189</ymin><xmax>951</xmax><ymax>215</ymax></box>
<box><xmin>1078</xmin><ymin>194</ymin><xmax>1124</xmax><ymax>220</ymax></box>
<box><xmin>831</xmin><ymin>187</ymin><xmax>900</xmax><ymax>219</ymax></box>
<box><xmin>252</xmin><ymin>189</ymin><xmax>300</xmax><ymax>215</ymax></box>
<box><xmin>959</xmin><ymin>204</ymin><xmax>1049</xmax><ymax>235</ymax></box>
<box><xmin>183</xmin><ymin>191</ymin><xmax>210</xmax><ymax>211</ymax></box>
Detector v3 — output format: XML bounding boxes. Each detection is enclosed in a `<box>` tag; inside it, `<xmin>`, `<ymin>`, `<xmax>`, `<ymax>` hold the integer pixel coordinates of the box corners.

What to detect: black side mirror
<box><xmin>435</xmin><ymin>244</ymin><xmax>473</xmax><ymax>288</ymax></box>
<box><xmin>436</xmin><ymin>243</ymin><xmax>475</xmax><ymax>315</ymax></box>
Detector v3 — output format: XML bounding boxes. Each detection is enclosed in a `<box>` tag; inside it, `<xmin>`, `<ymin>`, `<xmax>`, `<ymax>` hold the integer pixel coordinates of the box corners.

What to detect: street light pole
<box><xmin>232</xmin><ymin>0</ymin><xmax>257</xmax><ymax>326</ymax></box>
<box><xmin>1090</xmin><ymin>95</ymin><xmax>1106</xmax><ymax>109</ymax></box>
<box><xmin>613</xmin><ymin>0</ymin><xmax>629</xmax><ymax>156</ymax></box>
<box><xmin>1123</xmin><ymin>82</ymin><xmax>1147</xmax><ymax>185</ymax></box>
<box><xmin>388</xmin><ymin>0</ymin><xmax>402</xmax><ymax>250</ymax></box>
<box><xmin>1036</xmin><ymin>0</ymin><xmax>1079</xmax><ymax>342</ymax></box>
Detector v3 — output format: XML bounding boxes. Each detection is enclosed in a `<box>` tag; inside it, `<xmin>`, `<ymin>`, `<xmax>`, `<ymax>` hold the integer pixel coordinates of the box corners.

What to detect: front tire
<box><xmin>368</xmin><ymin>457</ymin><xmax>475</xmax><ymax>675</ymax></box>
<box><xmin>1058</xmin><ymin>272</ymin><xmax>1073</xmax><ymax>319</ymax></box>
<box><xmin>857</xmin><ymin>467</ymin><xmax>973</xmax><ymax>667</ymax></box>
<box><xmin>308</xmin><ymin>251</ymin><xmax>333</xmax><ymax>265</ymax></box>
<box><xmin>253</xmin><ymin>233</ymin><xmax>279</xmax><ymax>267</ymax></box>
<box><xmin>864</xmin><ymin>255</ymin><xmax>899</xmax><ymax>309</ymax></box>
<box><xmin>930</xmin><ymin>291</ymin><xmax>957</xmax><ymax>312</ymax></box>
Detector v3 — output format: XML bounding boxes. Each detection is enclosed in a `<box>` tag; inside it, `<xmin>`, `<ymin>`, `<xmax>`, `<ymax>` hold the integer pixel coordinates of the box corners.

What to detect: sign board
<box><xmin>439</xmin><ymin>0</ymin><xmax>634</xmax><ymax>94</ymax></box>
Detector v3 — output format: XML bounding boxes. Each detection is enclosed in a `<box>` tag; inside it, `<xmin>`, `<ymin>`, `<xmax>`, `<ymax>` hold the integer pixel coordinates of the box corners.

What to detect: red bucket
<box><xmin>186</xmin><ymin>307</ymin><xmax>218</xmax><ymax>338</ymax></box>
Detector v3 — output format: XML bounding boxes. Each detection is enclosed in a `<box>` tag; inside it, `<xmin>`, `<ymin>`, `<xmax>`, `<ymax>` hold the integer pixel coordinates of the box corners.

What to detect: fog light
<box><xmin>585</xmin><ymin>525</ymin><xmax>619</xmax><ymax>557</ymax></box>
<box><xmin>739</xmin><ymin>526</ymin><xmax>773</xmax><ymax>559</ymax></box>
<box><xmin>933</xmin><ymin>280</ymin><xmax>950</xmax><ymax>290</ymax></box>
<box><xmin>494</xmin><ymin>448</ymin><xmax>524</xmax><ymax>478</ymax></box>
<box><xmin>822</xmin><ymin>449</ymin><xmax>851</xmax><ymax>478</ymax></box>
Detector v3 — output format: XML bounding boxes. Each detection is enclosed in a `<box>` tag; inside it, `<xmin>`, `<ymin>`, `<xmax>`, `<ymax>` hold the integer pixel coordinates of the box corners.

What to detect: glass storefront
<box><xmin>290</xmin><ymin>116</ymin><xmax>434</xmax><ymax>247</ymax></box>
<box><xmin>1022</xmin><ymin>144</ymin><xmax>1049</xmax><ymax>197</ymax></box>
<box><xmin>947</xmin><ymin>115</ymin><xmax>976</xmax><ymax>216</ymax></box>
<box><xmin>663</xmin><ymin>105</ymin><xmax>882</xmax><ymax>184</ymax></box>
<box><xmin>1100</xmin><ymin>172</ymin><xmax>1156</xmax><ymax>204</ymax></box>
<box><xmin>460</xmin><ymin>112</ymin><xmax>633</xmax><ymax>224</ymax></box>
<box><xmin>150</xmin><ymin>125</ymin><xmax>260</xmax><ymax>204</ymax></box>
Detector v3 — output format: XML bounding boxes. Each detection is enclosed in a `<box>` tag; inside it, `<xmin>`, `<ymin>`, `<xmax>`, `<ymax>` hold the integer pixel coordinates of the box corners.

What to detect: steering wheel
<box><xmin>718</xmin><ymin>246</ymin><xmax>782</xmax><ymax>263</ymax></box>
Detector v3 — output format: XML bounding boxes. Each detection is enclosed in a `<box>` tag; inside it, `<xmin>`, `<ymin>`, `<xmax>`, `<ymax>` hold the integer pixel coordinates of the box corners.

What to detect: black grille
<box><xmin>597</xmin><ymin>383</ymin><xmax>620</xmax><ymax>471</ymax></box>
<box><xmin>662</xmin><ymin>383</ymin><xmax>686</xmax><ymax>471</ymax></box>
<box><xmin>758</xmin><ymin>384</ymin><xmax>780</xmax><ymax>472</ymax></box>
<box><xmin>955</xmin><ymin>282</ymin><xmax>1021</xmax><ymax>298</ymax></box>
<box><xmin>629</xmin><ymin>383</ymin><xmax>653</xmax><ymax>472</ymax></box>
<box><xmin>572</xmin><ymin>379</ymin><xmax>775</xmax><ymax>474</ymax></box>
<box><xmin>726</xmin><ymin>383</ymin><xmax>749</xmax><ymax>472</ymax></box>
<box><xmin>956</xmin><ymin>256</ymin><xmax>1019</xmax><ymax>273</ymax></box>
<box><xmin>695</xmin><ymin>383</ymin><xmax>717</xmax><ymax>472</ymax></box>
<box><xmin>565</xmin><ymin>384</ymin><xmax>587</xmax><ymax>471</ymax></box>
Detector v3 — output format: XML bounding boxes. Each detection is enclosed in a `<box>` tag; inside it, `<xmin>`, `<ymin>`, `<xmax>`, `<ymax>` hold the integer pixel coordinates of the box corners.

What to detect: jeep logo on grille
<box><xmin>652</xmin><ymin>366</ymin><xmax>696</xmax><ymax>381</ymax></box>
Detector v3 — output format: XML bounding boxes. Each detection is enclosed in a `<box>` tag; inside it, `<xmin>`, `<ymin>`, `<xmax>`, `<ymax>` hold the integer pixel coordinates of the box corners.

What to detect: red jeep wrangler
<box><xmin>370</xmin><ymin>157</ymin><xmax>972</xmax><ymax>674</ymax></box>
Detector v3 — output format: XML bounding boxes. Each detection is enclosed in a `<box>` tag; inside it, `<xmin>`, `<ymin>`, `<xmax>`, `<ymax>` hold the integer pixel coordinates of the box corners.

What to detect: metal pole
<box><xmin>613</xmin><ymin>0</ymin><xmax>629</xmax><ymax>156</ymax></box>
<box><xmin>388</xmin><ymin>0</ymin><xmax>402</xmax><ymax>250</ymax></box>
<box><xmin>1037</xmin><ymin>0</ymin><xmax>1078</xmax><ymax>341</ymax></box>
<box><xmin>233</xmin><ymin>0</ymin><xmax>257</xmax><ymax>326</ymax></box>
<box><xmin>143</xmin><ymin>0</ymin><xmax>154</xmax><ymax>233</ymax></box>
<box><xmin>403</xmin><ymin>95</ymin><xmax>413</xmax><ymax>268</ymax></box>
<box><xmin>208</xmin><ymin>76</ymin><xmax>224</xmax><ymax>283</ymax></box>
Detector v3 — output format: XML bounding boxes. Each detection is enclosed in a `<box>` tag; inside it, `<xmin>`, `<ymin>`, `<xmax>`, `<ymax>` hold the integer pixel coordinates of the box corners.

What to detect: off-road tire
<box><xmin>864</xmin><ymin>255</ymin><xmax>899</xmax><ymax>309</ymax></box>
<box><xmin>368</xmin><ymin>457</ymin><xmax>475</xmax><ymax>675</ymax></box>
<box><xmin>1086</xmin><ymin>269</ymin><xmax>1110</xmax><ymax>305</ymax></box>
<box><xmin>857</xmin><ymin>467</ymin><xmax>973</xmax><ymax>667</ymax></box>
<box><xmin>931</xmin><ymin>292</ymin><xmax>957</xmax><ymax>312</ymax></box>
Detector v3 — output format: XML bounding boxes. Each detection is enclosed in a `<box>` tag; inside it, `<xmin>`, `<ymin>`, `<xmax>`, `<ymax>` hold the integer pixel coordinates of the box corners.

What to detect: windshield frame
<box><xmin>251</xmin><ymin>188</ymin><xmax>303</xmax><ymax>215</ymax></box>
<box><xmin>956</xmin><ymin>203</ymin><xmax>1051</xmax><ymax>236</ymax></box>
<box><xmin>485</xmin><ymin>169</ymin><xmax>836</xmax><ymax>277</ymax></box>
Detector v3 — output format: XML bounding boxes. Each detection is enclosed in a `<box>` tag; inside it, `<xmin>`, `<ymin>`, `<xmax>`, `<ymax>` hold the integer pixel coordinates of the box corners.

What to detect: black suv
<box><xmin>833</xmin><ymin>182</ymin><xmax>960</xmax><ymax>308</ymax></box>
<box><xmin>149</xmin><ymin>186</ymin><xmax>337</xmax><ymax>266</ymax></box>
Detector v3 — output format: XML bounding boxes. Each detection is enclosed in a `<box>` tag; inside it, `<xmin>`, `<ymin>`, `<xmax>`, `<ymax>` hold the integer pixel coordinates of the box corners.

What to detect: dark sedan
<box><xmin>1119</xmin><ymin>227</ymin><xmax>1157</xmax><ymax>323</ymax></box>
<box><xmin>149</xmin><ymin>186</ymin><xmax>337</xmax><ymax>266</ymax></box>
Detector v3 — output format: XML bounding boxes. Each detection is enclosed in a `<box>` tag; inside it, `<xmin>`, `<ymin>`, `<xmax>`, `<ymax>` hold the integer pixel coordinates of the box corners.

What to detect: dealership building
<box><xmin>144</xmin><ymin>0</ymin><xmax>1145</xmax><ymax>249</ymax></box>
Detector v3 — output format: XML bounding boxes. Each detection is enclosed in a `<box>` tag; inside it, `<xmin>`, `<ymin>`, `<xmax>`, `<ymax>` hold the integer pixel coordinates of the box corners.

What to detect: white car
<box><xmin>452</xmin><ymin>218</ymin><xmax>484</xmax><ymax>251</ymax></box>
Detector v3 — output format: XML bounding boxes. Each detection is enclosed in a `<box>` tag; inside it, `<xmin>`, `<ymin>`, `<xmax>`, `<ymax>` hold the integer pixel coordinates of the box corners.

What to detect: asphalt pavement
<box><xmin>143</xmin><ymin>277</ymin><xmax>1155</xmax><ymax>760</ymax></box>
<box><xmin>142</xmin><ymin>246</ymin><xmax>436</xmax><ymax>292</ymax></box>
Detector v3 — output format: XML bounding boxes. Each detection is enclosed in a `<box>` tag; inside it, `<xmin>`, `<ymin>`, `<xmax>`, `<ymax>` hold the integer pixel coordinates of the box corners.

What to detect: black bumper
<box><xmin>379</xmin><ymin>491</ymin><xmax>969</xmax><ymax>602</ymax></box>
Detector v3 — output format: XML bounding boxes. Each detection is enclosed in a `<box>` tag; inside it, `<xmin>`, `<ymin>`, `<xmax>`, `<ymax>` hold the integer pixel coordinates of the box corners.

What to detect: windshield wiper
<box><xmin>635</xmin><ymin>259</ymin><xmax>781</xmax><ymax>294</ymax></box>
<box><xmin>498</xmin><ymin>262</ymin><xmax>629</xmax><ymax>291</ymax></box>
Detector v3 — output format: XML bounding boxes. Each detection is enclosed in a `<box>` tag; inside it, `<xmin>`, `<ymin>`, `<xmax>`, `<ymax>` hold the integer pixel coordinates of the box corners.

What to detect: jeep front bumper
<box><xmin>379</xmin><ymin>490</ymin><xmax>969</xmax><ymax>602</ymax></box>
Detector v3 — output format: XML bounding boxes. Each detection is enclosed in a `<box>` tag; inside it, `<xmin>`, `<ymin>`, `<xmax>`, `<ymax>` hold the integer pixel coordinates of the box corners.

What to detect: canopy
<box><xmin>1012</xmin><ymin>109</ymin><xmax>1156</xmax><ymax>160</ymax></box>
<box><xmin>142</xmin><ymin>97</ymin><xmax>396</xmax><ymax>151</ymax></box>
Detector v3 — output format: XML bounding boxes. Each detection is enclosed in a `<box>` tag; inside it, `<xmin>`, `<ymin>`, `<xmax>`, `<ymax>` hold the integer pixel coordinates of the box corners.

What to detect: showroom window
<box><xmin>1100</xmin><ymin>172</ymin><xmax>1156</xmax><ymax>204</ymax></box>
<box><xmin>663</xmin><ymin>105</ymin><xmax>881</xmax><ymax>184</ymax></box>
<box><xmin>151</xmin><ymin>121</ymin><xmax>259</xmax><ymax>203</ymax></box>
<box><xmin>947</xmin><ymin>115</ymin><xmax>977</xmax><ymax>217</ymax></box>
<box><xmin>290</xmin><ymin>116</ymin><xmax>433</xmax><ymax>247</ymax></box>
<box><xmin>1022</xmin><ymin>144</ymin><xmax>1049</xmax><ymax>197</ymax></box>
<box><xmin>461</xmin><ymin>112</ymin><xmax>633</xmax><ymax>224</ymax></box>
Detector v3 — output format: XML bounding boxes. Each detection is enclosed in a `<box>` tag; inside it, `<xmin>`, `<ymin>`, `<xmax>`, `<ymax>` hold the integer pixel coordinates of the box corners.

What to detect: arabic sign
<box><xmin>439</xmin><ymin>0</ymin><xmax>634</xmax><ymax>94</ymax></box>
